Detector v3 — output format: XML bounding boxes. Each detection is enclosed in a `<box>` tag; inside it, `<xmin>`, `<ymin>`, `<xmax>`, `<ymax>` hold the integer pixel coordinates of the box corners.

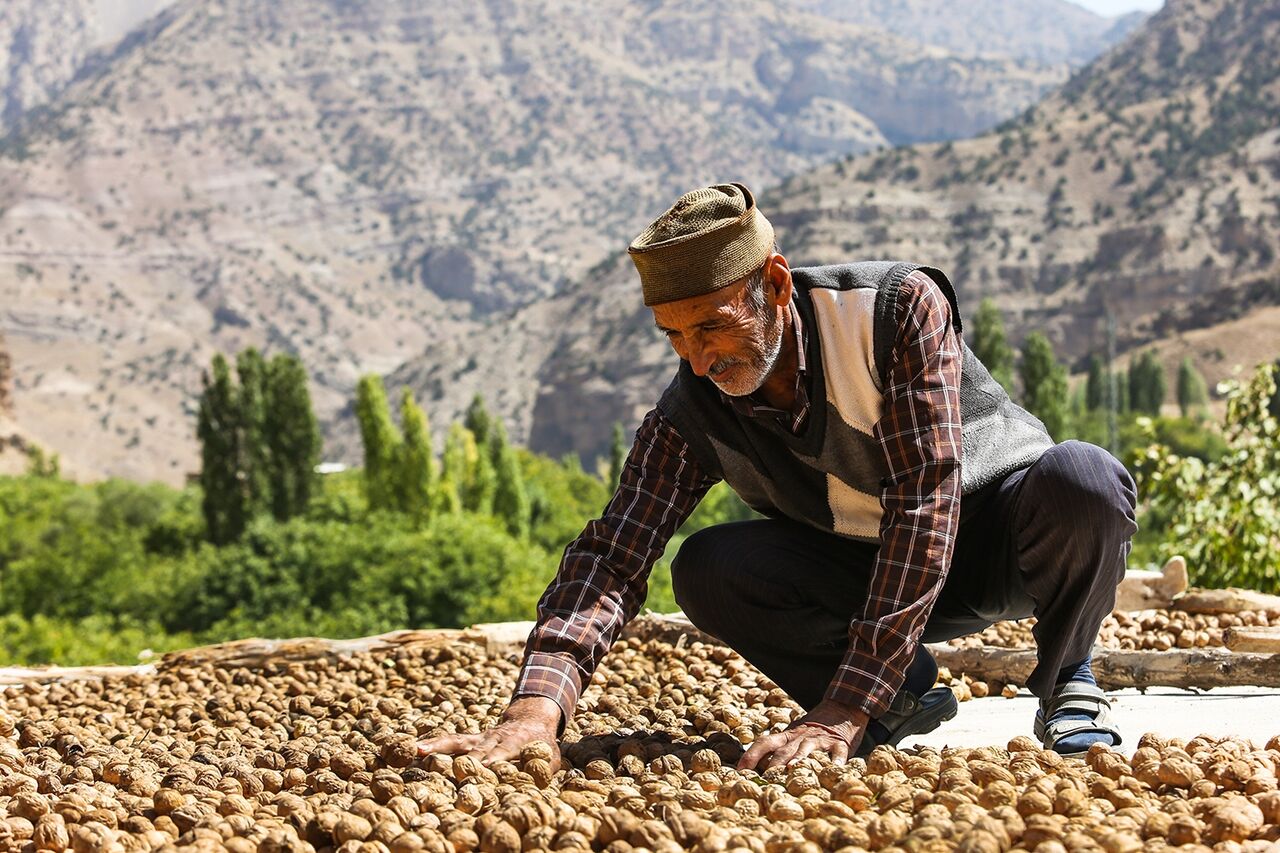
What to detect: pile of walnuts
<box><xmin>950</xmin><ymin>608</ymin><xmax>1277</xmax><ymax>653</ymax></box>
<box><xmin>2</xmin><ymin>633</ymin><xmax>1278</xmax><ymax>852</ymax></box>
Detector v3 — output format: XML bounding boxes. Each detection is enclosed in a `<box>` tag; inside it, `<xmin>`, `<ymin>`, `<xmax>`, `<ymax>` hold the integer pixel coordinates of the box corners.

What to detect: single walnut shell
<box><xmin>334</xmin><ymin>813</ymin><xmax>374</xmax><ymax>844</ymax></box>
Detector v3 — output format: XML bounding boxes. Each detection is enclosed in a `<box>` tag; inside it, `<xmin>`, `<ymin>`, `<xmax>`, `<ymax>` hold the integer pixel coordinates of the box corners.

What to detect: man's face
<box><xmin>651</xmin><ymin>257</ymin><xmax>789</xmax><ymax>396</ymax></box>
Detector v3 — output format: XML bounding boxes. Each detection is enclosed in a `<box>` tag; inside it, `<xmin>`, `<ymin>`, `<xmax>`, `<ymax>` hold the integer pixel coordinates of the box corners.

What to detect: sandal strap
<box><xmin>1038</xmin><ymin>682</ymin><xmax>1123</xmax><ymax>749</ymax></box>
<box><xmin>1041</xmin><ymin>682</ymin><xmax>1112</xmax><ymax>718</ymax></box>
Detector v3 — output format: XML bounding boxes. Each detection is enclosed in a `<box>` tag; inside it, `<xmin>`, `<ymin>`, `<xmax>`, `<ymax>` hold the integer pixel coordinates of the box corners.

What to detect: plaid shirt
<box><xmin>514</xmin><ymin>270</ymin><xmax>963</xmax><ymax>724</ymax></box>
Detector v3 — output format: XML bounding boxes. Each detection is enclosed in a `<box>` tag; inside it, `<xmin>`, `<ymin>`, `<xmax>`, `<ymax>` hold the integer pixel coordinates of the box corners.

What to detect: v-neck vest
<box><xmin>657</xmin><ymin>261</ymin><xmax>1055</xmax><ymax>542</ymax></box>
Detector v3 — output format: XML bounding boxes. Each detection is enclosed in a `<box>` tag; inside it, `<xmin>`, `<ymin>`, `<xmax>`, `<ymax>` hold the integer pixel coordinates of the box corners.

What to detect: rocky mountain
<box><xmin>794</xmin><ymin>0</ymin><xmax>1146</xmax><ymax>65</ymax></box>
<box><xmin>369</xmin><ymin>0</ymin><xmax>1279</xmax><ymax>467</ymax></box>
<box><xmin>1</xmin><ymin>0</ymin><xmax>177</xmax><ymax>130</ymax></box>
<box><xmin>1</xmin><ymin>0</ymin><xmax>99</xmax><ymax>127</ymax></box>
<box><xmin>0</xmin><ymin>0</ymin><xmax>1113</xmax><ymax>483</ymax></box>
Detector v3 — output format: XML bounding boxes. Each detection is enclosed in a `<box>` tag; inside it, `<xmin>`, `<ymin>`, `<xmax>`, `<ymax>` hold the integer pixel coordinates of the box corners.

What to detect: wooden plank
<box><xmin>927</xmin><ymin>644</ymin><xmax>1280</xmax><ymax>689</ymax></box>
<box><xmin>1224</xmin><ymin>626</ymin><xmax>1280</xmax><ymax>653</ymax></box>
<box><xmin>1173</xmin><ymin>588</ymin><xmax>1280</xmax><ymax>615</ymax></box>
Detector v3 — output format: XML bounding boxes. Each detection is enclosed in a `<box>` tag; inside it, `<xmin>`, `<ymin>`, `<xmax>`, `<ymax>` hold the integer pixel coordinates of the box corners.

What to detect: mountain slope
<box><xmin>0</xmin><ymin>0</ymin><xmax>99</xmax><ymax>127</ymax></box>
<box><xmin>371</xmin><ymin>0</ymin><xmax>1279</xmax><ymax>466</ymax></box>
<box><xmin>795</xmin><ymin>0</ymin><xmax>1146</xmax><ymax>65</ymax></box>
<box><xmin>0</xmin><ymin>0</ymin><xmax>1095</xmax><ymax>483</ymax></box>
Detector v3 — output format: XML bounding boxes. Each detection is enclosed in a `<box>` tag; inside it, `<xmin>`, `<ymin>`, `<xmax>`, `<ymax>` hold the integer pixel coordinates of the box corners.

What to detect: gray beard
<box><xmin>709</xmin><ymin>306</ymin><xmax>785</xmax><ymax>397</ymax></box>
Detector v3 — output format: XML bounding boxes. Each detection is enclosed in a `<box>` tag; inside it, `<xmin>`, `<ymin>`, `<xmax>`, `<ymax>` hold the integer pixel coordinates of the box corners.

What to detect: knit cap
<box><xmin>628</xmin><ymin>182</ymin><xmax>774</xmax><ymax>306</ymax></box>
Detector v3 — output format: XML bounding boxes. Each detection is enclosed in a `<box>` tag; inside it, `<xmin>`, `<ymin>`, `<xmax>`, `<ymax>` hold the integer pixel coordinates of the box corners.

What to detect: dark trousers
<box><xmin>670</xmin><ymin>440</ymin><xmax>1139</xmax><ymax>710</ymax></box>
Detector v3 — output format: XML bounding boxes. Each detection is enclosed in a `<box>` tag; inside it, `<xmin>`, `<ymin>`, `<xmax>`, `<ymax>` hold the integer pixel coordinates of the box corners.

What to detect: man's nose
<box><xmin>688</xmin><ymin>345</ymin><xmax>717</xmax><ymax>377</ymax></box>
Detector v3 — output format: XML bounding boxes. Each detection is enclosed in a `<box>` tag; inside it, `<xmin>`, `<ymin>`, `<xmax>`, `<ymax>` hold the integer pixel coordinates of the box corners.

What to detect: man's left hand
<box><xmin>737</xmin><ymin>698</ymin><xmax>870</xmax><ymax>771</ymax></box>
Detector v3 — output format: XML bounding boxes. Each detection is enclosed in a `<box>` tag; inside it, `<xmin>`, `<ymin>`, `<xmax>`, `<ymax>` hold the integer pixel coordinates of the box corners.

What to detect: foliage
<box><xmin>1019</xmin><ymin>332</ymin><xmax>1068</xmax><ymax>440</ymax></box>
<box><xmin>264</xmin><ymin>354</ymin><xmax>321</xmax><ymax>521</ymax></box>
<box><xmin>1130</xmin><ymin>362</ymin><xmax>1279</xmax><ymax>589</ymax></box>
<box><xmin>607</xmin><ymin>422</ymin><xmax>627</xmax><ymax>490</ymax></box>
<box><xmin>394</xmin><ymin>388</ymin><xmax>435</xmax><ymax>522</ymax></box>
<box><xmin>1176</xmin><ymin>358</ymin><xmax>1209</xmax><ymax>417</ymax></box>
<box><xmin>354</xmin><ymin>375</ymin><xmax>401</xmax><ymax>512</ymax></box>
<box><xmin>970</xmin><ymin>298</ymin><xmax>1015</xmax><ymax>395</ymax></box>
<box><xmin>1128</xmin><ymin>350</ymin><xmax>1167</xmax><ymax>415</ymax></box>
<box><xmin>198</xmin><ymin>350</ymin><xmax>320</xmax><ymax>541</ymax></box>
<box><xmin>197</xmin><ymin>354</ymin><xmax>243</xmax><ymax>544</ymax></box>
<box><xmin>491</xmin><ymin>422</ymin><xmax>531</xmax><ymax>538</ymax></box>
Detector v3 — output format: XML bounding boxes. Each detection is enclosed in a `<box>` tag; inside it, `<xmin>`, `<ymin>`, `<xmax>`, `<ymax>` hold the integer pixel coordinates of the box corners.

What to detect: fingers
<box><xmin>416</xmin><ymin>732</ymin><xmax>481</xmax><ymax>757</ymax></box>
<box><xmin>789</xmin><ymin>738</ymin><xmax>820</xmax><ymax>767</ymax></box>
<box><xmin>737</xmin><ymin>732</ymin><xmax>786</xmax><ymax>771</ymax></box>
<box><xmin>831</xmin><ymin>740</ymin><xmax>850</xmax><ymax>765</ymax></box>
<box><xmin>477</xmin><ymin>736</ymin><xmax>522</xmax><ymax>767</ymax></box>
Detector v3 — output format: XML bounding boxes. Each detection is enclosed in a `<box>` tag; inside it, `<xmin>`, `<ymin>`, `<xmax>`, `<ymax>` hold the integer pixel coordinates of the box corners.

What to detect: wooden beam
<box><xmin>1224</xmin><ymin>627</ymin><xmax>1280</xmax><ymax>654</ymax></box>
<box><xmin>1173</xmin><ymin>588</ymin><xmax>1280</xmax><ymax>615</ymax></box>
<box><xmin>926</xmin><ymin>644</ymin><xmax>1280</xmax><ymax>690</ymax></box>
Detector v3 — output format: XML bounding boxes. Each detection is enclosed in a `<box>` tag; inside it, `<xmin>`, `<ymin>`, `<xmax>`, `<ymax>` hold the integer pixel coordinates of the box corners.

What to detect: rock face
<box><xmin>0</xmin><ymin>0</ymin><xmax>1114</xmax><ymax>483</ymax></box>
<box><xmin>795</xmin><ymin>0</ymin><xmax>1147</xmax><ymax>66</ymax></box>
<box><xmin>373</xmin><ymin>0</ymin><xmax>1280</xmax><ymax>467</ymax></box>
<box><xmin>0</xmin><ymin>0</ymin><xmax>98</xmax><ymax>128</ymax></box>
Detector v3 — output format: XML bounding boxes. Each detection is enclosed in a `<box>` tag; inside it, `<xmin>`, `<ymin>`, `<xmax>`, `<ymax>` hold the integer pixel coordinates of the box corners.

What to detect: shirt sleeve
<box><xmin>824</xmin><ymin>270</ymin><xmax>964</xmax><ymax>718</ymax></box>
<box><xmin>512</xmin><ymin>407</ymin><xmax>718</xmax><ymax>730</ymax></box>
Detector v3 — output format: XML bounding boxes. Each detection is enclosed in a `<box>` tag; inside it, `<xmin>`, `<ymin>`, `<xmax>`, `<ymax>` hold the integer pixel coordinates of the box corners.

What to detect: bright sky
<box><xmin>1068</xmin><ymin>0</ymin><xmax>1164</xmax><ymax>16</ymax></box>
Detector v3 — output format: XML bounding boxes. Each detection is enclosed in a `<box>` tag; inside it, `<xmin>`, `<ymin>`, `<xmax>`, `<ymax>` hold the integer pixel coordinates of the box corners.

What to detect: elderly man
<box><xmin>420</xmin><ymin>183</ymin><xmax>1138</xmax><ymax>770</ymax></box>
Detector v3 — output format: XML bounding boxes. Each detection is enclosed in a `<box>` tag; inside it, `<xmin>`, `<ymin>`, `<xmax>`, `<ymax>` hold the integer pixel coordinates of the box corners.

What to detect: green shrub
<box><xmin>1131</xmin><ymin>363</ymin><xmax>1279</xmax><ymax>589</ymax></box>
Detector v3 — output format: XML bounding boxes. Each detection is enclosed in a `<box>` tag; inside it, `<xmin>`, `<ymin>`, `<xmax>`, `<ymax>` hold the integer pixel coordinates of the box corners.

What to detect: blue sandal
<box><xmin>1033</xmin><ymin>682</ymin><xmax>1122</xmax><ymax>757</ymax></box>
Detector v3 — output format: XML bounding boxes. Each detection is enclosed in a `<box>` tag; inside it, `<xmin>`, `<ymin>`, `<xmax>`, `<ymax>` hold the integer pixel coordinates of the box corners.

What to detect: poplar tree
<box><xmin>607</xmin><ymin>422</ymin><xmax>627</xmax><ymax>489</ymax></box>
<box><xmin>1271</xmin><ymin>358</ymin><xmax>1280</xmax><ymax>419</ymax></box>
<box><xmin>1128</xmin><ymin>350</ymin><xmax>1166</xmax><ymax>415</ymax></box>
<box><xmin>1085</xmin><ymin>354</ymin><xmax>1106</xmax><ymax>411</ymax></box>
<box><xmin>1019</xmin><ymin>332</ymin><xmax>1069</xmax><ymax>440</ymax></box>
<box><xmin>264</xmin><ymin>354</ymin><xmax>321</xmax><ymax>521</ymax></box>
<box><xmin>436</xmin><ymin>423</ymin><xmax>468</xmax><ymax>516</ymax></box>
<box><xmin>971</xmin><ymin>298</ymin><xmax>1015</xmax><ymax>395</ymax></box>
<box><xmin>464</xmin><ymin>394</ymin><xmax>494</xmax><ymax>450</ymax></box>
<box><xmin>490</xmin><ymin>422</ymin><xmax>530</xmax><ymax>537</ymax></box>
<box><xmin>462</xmin><ymin>429</ymin><xmax>497</xmax><ymax>514</ymax></box>
<box><xmin>395</xmin><ymin>388</ymin><xmax>435</xmax><ymax>521</ymax></box>
<box><xmin>1176</xmin><ymin>357</ymin><xmax>1208</xmax><ymax>417</ymax></box>
<box><xmin>198</xmin><ymin>354</ymin><xmax>244</xmax><ymax>545</ymax></box>
<box><xmin>236</xmin><ymin>349</ymin><xmax>271</xmax><ymax>518</ymax></box>
<box><xmin>355</xmin><ymin>375</ymin><xmax>401</xmax><ymax>511</ymax></box>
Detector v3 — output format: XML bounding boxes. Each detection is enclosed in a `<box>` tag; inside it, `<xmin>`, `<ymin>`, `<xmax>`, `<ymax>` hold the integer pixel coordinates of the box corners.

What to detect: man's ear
<box><xmin>765</xmin><ymin>252</ymin><xmax>793</xmax><ymax>307</ymax></box>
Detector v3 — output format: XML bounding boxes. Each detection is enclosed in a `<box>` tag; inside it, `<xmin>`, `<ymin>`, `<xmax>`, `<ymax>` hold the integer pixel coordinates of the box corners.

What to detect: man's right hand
<box><xmin>416</xmin><ymin>696</ymin><xmax>563</xmax><ymax>769</ymax></box>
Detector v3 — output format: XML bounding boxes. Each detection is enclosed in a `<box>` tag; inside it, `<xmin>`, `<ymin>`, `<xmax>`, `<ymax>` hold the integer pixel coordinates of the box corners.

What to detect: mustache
<box><xmin>709</xmin><ymin>357</ymin><xmax>744</xmax><ymax>376</ymax></box>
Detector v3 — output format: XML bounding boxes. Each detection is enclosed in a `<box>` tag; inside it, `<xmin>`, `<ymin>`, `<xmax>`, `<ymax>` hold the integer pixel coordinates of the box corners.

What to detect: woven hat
<box><xmin>629</xmin><ymin>182</ymin><xmax>774</xmax><ymax>306</ymax></box>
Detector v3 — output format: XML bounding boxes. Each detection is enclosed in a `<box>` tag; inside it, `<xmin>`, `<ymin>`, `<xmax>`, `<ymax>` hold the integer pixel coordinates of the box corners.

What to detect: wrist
<box><xmin>503</xmin><ymin>695</ymin><xmax>562</xmax><ymax>732</ymax></box>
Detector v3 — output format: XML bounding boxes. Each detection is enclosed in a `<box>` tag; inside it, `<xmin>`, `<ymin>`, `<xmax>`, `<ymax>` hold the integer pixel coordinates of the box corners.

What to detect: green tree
<box><xmin>354</xmin><ymin>375</ymin><xmax>401</xmax><ymax>511</ymax></box>
<box><xmin>24</xmin><ymin>445</ymin><xmax>60</xmax><ymax>479</ymax></box>
<box><xmin>1132</xmin><ymin>362</ymin><xmax>1279</xmax><ymax>589</ymax></box>
<box><xmin>235</xmin><ymin>349</ymin><xmax>271</xmax><ymax>519</ymax></box>
<box><xmin>462</xmin><ymin>434</ymin><xmax>497</xmax><ymax>515</ymax></box>
<box><xmin>491</xmin><ymin>422</ymin><xmax>531</xmax><ymax>537</ymax></box>
<box><xmin>1269</xmin><ymin>358</ymin><xmax>1280</xmax><ymax>419</ymax></box>
<box><xmin>197</xmin><ymin>354</ymin><xmax>244</xmax><ymax>545</ymax></box>
<box><xmin>464</xmin><ymin>394</ymin><xmax>495</xmax><ymax>450</ymax></box>
<box><xmin>1128</xmin><ymin>350</ymin><xmax>1167</xmax><ymax>415</ymax></box>
<box><xmin>1019</xmin><ymin>332</ymin><xmax>1069</xmax><ymax>440</ymax></box>
<box><xmin>971</xmin><ymin>298</ymin><xmax>1015</xmax><ymax>394</ymax></box>
<box><xmin>1085</xmin><ymin>354</ymin><xmax>1106</xmax><ymax>411</ymax></box>
<box><xmin>395</xmin><ymin>388</ymin><xmax>435</xmax><ymax>522</ymax></box>
<box><xmin>436</xmin><ymin>424</ymin><xmax>468</xmax><ymax>516</ymax></box>
<box><xmin>1176</xmin><ymin>357</ymin><xmax>1209</xmax><ymax>417</ymax></box>
<box><xmin>264</xmin><ymin>354</ymin><xmax>321</xmax><ymax>521</ymax></box>
<box><xmin>607</xmin><ymin>422</ymin><xmax>627</xmax><ymax>489</ymax></box>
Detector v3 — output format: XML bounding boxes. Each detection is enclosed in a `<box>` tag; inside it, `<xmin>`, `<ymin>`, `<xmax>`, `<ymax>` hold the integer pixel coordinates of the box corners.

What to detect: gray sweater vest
<box><xmin>657</xmin><ymin>261</ymin><xmax>1054</xmax><ymax>542</ymax></box>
